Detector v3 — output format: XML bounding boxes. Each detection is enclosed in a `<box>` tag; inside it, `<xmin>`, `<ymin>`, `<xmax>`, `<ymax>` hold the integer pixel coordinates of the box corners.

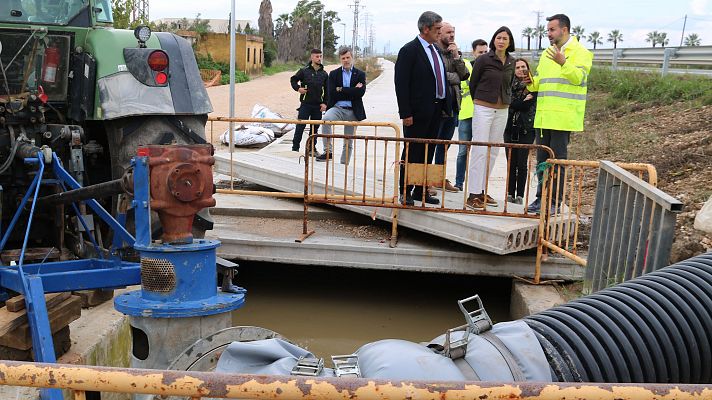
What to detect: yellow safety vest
<box><xmin>527</xmin><ymin>37</ymin><xmax>593</xmax><ymax>132</ymax></box>
<box><xmin>458</xmin><ymin>59</ymin><xmax>474</xmax><ymax>120</ymax></box>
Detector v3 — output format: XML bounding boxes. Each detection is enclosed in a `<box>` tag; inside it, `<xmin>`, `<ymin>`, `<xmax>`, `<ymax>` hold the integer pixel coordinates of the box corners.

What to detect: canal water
<box><xmin>232</xmin><ymin>262</ymin><xmax>513</xmax><ymax>358</ymax></box>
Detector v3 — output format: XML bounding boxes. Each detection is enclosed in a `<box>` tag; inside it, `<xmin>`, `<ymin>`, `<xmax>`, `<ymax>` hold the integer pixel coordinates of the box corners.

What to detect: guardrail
<box><xmin>515</xmin><ymin>45</ymin><xmax>712</xmax><ymax>76</ymax></box>
<box><xmin>0</xmin><ymin>360</ymin><xmax>710</xmax><ymax>400</ymax></box>
<box><xmin>534</xmin><ymin>159</ymin><xmax>659</xmax><ymax>284</ymax></box>
<box><xmin>583</xmin><ymin>161</ymin><xmax>683</xmax><ymax>293</ymax></box>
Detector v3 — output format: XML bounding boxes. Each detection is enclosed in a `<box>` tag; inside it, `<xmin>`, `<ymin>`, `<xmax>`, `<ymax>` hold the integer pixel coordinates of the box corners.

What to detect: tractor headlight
<box><xmin>134</xmin><ymin>26</ymin><xmax>152</xmax><ymax>47</ymax></box>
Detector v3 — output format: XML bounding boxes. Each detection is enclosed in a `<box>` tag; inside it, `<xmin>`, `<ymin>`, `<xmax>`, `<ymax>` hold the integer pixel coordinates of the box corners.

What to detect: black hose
<box><xmin>524</xmin><ymin>251</ymin><xmax>712</xmax><ymax>384</ymax></box>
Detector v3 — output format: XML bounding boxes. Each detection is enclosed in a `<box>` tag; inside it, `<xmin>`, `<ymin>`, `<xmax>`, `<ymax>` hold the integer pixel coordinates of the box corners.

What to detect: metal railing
<box><xmin>516</xmin><ymin>46</ymin><xmax>712</xmax><ymax>76</ymax></box>
<box><xmin>208</xmin><ymin>116</ymin><xmax>555</xmax><ymax>252</ymax></box>
<box><xmin>534</xmin><ymin>159</ymin><xmax>659</xmax><ymax>284</ymax></box>
<box><xmin>583</xmin><ymin>161</ymin><xmax>683</xmax><ymax>293</ymax></box>
<box><xmin>207</xmin><ymin>116</ymin><xmax>674</xmax><ymax>282</ymax></box>
<box><xmin>0</xmin><ymin>360</ymin><xmax>710</xmax><ymax>400</ymax></box>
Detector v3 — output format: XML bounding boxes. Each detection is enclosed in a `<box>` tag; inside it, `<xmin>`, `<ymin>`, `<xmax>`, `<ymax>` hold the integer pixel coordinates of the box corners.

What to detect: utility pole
<box><xmin>680</xmin><ymin>14</ymin><xmax>687</xmax><ymax>46</ymax></box>
<box><xmin>363</xmin><ymin>12</ymin><xmax>370</xmax><ymax>56</ymax></box>
<box><xmin>340</xmin><ymin>22</ymin><xmax>347</xmax><ymax>48</ymax></box>
<box><xmin>349</xmin><ymin>0</ymin><xmax>365</xmax><ymax>58</ymax></box>
<box><xmin>534</xmin><ymin>10</ymin><xmax>543</xmax><ymax>49</ymax></box>
<box><xmin>132</xmin><ymin>0</ymin><xmax>149</xmax><ymax>23</ymax></box>
<box><xmin>369</xmin><ymin>25</ymin><xmax>375</xmax><ymax>57</ymax></box>
<box><xmin>320</xmin><ymin>9</ymin><xmax>324</xmax><ymax>54</ymax></box>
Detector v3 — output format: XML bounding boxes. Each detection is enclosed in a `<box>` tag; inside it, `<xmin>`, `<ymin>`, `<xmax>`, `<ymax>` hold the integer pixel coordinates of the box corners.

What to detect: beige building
<box><xmin>197</xmin><ymin>33</ymin><xmax>264</xmax><ymax>76</ymax></box>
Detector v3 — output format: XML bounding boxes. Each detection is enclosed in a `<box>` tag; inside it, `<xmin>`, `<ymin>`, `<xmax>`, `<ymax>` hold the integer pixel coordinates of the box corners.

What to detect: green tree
<box><xmin>521</xmin><ymin>27</ymin><xmax>534</xmax><ymax>51</ymax></box>
<box><xmin>191</xmin><ymin>14</ymin><xmax>211</xmax><ymax>35</ymax></box>
<box><xmin>646</xmin><ymin>30</ymin><xmax>659</xmax><ymax>47</ymax></box>
<box><xmin>607</xmin><ymin>30</ymin><xmax>623</xmax><ymax>49</ymax></box>
<box><xmin>657</xmin><ymin>32</ymin><xmax>669</xmax><ymax>47</ymax></box>
<box><xmin>587</xmin><ymin>31</ymin><xmax>602</xmax><ymax>49</ymax></box>
<box><xmin>281</xmin><ymin>0</ymin><xmax>340</xmax><ymax>55</ymax></box>
<box><xmin>534</xmin><ymin>24</ymin><xmax>546</xmax><ymax>49</ymax></box>
<box><xmin>111</xmin><ymin>0</ymin><xmax>133</xmax><ymax>29</ymax></box>
<box><xmin>244</xmin><ymin>22</ymin><xmax>256</xmax><ymax>35</ymax></box>
<box><xmin>684</xmin><ymin>33</ymin><xmax>701</xmax><ymax>46</ymax></box>
<box><xmin>571</xmin><ymin>25</ymin><xmax>585</xmax><ymax>41</ymax></box>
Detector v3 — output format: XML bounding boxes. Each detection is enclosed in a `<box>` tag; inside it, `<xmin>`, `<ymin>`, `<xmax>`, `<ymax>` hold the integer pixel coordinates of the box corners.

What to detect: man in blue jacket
<box><xmin>317</xmin><ymin>47</ymin><xmax>367</xmax><ymax>164</ymax></box>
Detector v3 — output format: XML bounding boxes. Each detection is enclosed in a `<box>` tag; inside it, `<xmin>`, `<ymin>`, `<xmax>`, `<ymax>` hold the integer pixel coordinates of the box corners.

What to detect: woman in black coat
<box><xmin>503</xmin><ymin>58</ymin><xmax>537</xmax><ymax>204</ymax></box>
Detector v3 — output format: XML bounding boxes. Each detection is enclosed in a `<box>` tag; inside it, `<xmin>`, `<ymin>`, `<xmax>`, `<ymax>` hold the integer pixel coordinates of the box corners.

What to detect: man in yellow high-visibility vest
<box><xmin>523</xmin><ymin>13</ymin><xmax>592</xmax><ymax>213</ymax></box>
<box><xmin>454</xmin><ymin>39</ymin><xmax>489</xmax><ymax>191</ymax></box>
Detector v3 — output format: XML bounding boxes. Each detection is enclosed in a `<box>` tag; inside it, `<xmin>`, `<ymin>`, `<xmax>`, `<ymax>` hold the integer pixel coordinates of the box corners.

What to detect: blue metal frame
<box><xmin>0</xmin><ymin>153</ymin><xmax>141</xmax><ymax>400</ymax></box>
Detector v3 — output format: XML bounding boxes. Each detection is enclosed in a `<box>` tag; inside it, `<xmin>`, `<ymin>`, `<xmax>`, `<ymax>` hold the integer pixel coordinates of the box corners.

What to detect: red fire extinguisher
<box><xmin>42</xmin><ymin>46</ymin><xmax>60</xmax><ymax>84</ymax></box>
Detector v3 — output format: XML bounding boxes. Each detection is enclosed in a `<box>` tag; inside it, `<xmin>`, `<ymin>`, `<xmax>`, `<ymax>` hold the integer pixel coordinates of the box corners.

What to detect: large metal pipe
<box><xmin>526</xmin><ymin>251</ymin><xmax>712</xmax><ymax>384</ymax></box>
<box><xmin>0</xmin><ymin>360</ymin><xmax>709</xmax><ymax>400</ymax></box>
<box><xmin>38</xmin><ymin>172</ymin><xmax>132</xmax><ymax>206</ymax></box>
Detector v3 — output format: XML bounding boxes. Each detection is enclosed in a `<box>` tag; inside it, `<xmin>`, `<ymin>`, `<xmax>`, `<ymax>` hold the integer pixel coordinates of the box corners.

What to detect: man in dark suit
<box><xmin>394</xmin><ymin>11</ymin><xmax>452</xmax><ymax>206</ymax></box>
<box><xmin>317</xmin><ymin>47</ymin><xmax>367</xmax><ymax>164</ymax></box>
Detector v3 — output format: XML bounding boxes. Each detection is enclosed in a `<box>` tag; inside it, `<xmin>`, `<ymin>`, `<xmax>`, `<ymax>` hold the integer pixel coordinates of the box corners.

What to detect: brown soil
<box><xmin>573</xmin><ymin>94</ymin><xmax>712</xmax><ymax>263</ymax></box>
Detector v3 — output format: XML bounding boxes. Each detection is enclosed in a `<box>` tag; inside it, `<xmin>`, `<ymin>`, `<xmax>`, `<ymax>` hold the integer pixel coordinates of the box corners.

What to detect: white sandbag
<box><xmin>694</xmin><ymin>195</ymin><xmax>712</xmax><ymax>234</ymax></box>
<box><xmin>221</xmin><ymin>125</ymin><xmax>275</xmax><ymax>147</ymax></box>
<box><xmin>251</xmin><ymin>104</ymin><xmax>295</xmax><ymax>136</ymax></box>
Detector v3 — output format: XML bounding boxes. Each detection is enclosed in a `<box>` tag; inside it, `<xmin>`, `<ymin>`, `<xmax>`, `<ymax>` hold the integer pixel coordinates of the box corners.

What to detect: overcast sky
<box><xmin>149</xmin><ymin>0</ymin><xmax>712</xmax><ymax>52</ymax></box>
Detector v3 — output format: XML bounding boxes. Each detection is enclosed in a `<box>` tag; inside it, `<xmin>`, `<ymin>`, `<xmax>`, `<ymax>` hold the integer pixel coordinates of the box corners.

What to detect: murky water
<box><xmin>231</xmin><ymin>262</ymin><xmax>512</xmax><ymax>358</ymax></box>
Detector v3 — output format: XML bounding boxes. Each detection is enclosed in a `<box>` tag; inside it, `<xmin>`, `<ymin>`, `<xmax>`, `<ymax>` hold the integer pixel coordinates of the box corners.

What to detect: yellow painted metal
<box><xmin>0</xmin><ymin>361</ymin><xmax>710</xmax><ymax>400</ymax></box>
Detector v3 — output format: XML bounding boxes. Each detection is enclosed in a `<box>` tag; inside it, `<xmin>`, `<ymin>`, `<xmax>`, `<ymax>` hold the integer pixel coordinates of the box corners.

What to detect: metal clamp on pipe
<box><xmin>291</xmin><ymin>356</ymin><xmax>324</xmax><ymax>376</ymax></box>
<box><xmin>442</xmin><ymin>295</ymin><xmax>493</xmax><ymax>359</ymax></box>
<box><xmin>331</xmin><ymin>354</ymin><xmax>360</xmax><ymax>378</ymax></box>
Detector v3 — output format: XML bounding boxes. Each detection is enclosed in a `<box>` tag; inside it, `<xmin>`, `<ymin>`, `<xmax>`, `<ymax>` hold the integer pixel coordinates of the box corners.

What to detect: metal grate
<box><xmin>140</xmin><ymin>257</ymin><xmax>177</xmax><ymax>292</ymax></box>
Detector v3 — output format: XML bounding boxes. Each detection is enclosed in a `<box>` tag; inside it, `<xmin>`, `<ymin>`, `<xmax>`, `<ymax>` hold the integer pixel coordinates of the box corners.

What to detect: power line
<box><xmin>348</xmin><ymin>0</ymin><xmax>365</xmax><ymax>58</ymax></box>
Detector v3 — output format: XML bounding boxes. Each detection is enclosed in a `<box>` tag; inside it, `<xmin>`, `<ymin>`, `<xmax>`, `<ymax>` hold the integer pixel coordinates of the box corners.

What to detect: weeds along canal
<box><xmin>231</xmin><ymin>262</ymin><xmax>512</xmax><ymax>358</ymax></box>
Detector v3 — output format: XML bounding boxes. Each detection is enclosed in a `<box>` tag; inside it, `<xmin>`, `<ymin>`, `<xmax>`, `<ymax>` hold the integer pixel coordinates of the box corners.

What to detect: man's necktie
<box><xmin>429</xmin><ymin>44</ymin><xmax>444</xmax><ymax>98</ymax></box>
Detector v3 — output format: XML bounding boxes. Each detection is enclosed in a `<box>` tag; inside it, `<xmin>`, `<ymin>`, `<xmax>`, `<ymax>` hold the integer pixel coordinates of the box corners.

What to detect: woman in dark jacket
<box><xmin>465</xmin><ymin>26</ymin><xmax>515</xmax><ymax>210</ymax></box>
<box><xmin>504</xmin><ymin>58</ymin><xmax>537</xmax><ymax>205</ymax></box>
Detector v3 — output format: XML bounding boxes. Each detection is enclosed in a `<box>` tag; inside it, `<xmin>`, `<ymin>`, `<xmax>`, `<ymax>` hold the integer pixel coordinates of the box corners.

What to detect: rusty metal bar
<box><xmin>542</xmin><ymin>240</ymin><xmax>588</xmax><ymax>266</ymax></box>
<box><xmin>504</xmin><ymin>146</ymin><xmax>512</xmax><ymax>213</ymax></box>
<box><xmin>1</xmin><ymin>361</ymin><xmax>710</xmax><ymax>400</ymax></box>
<box><xmin>483</xmin><ymin>145</ymin><xmax>492</xmax><ymax>212</ymax></box>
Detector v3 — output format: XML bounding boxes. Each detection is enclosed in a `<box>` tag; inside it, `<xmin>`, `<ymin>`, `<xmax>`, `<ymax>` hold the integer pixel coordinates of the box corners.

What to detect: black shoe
<box><xmin>400</xmin><ymin>194</ymin><xmax>414</xmax><ymax>206</ymax></box>
<box><xmin>315</xmin><ymin>152</ymin><xmax>333</xmax><ymax>162</ymax></box>
<box><xmin>304</xmin><ymin>148</ymin><xmax>319</xmax><ymax>157</ymax></box>
<box><xmin>527</xmin><ymin>198</ymin><xmax>541</xmax><ymax>213</ymax></box>
<box><xmin>413</xmin><ymin>194</ymin><xmax>440</xmax><ymax>205</ymax></box>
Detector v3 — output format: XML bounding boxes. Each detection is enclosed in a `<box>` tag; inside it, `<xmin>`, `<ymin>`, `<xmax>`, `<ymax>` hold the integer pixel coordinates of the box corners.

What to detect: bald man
<box><xmin>432</xmin><ymin>22</ymin><xmax>469</xmax><ymax>192</ymax></box>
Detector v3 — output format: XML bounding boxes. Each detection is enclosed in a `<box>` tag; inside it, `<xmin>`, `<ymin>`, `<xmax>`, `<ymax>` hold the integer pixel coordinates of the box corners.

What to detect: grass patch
<box><xmin>196</xmin><ymin>54</ymin><xmax>249</xmax><ymax>85</ymax></box>
<box><xmin>355</xmin><ymin>57</ymin><xmax>384</xmax><ymax>82</ymax></box>
<box><xmin>589</xmin><ymin>68</ymin><xmax>712</xmax><ymax>107</ymax></box>
<box><xmin>263</xmin><ymin>62</ymin><xmax>303</xmax><ymax>76</ymax></box>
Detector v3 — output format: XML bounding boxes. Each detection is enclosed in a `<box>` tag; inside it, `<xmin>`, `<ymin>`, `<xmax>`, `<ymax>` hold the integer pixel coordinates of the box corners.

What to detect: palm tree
<box><xmin>571</xmin><ymin>25</ymin><xmax>585</xmax><ymax>41</ymax></box>
<box><xmin>645</xmin><ymin>30</ymin><xmax>659</xmax><ymax>47</ymax></box>
<box><xmin>684</xmin><ymin>33</ymin><xmax>701</xmax><ymax>46</ymax></box>
<box><xmin>587</xmin><ymin>31</ymin><xmax>603</xmax><ymax>50</ymax></box>
<box><xmin>522</xmin><ymin>27</ymin><xmax>534</xmax><ymax>50</ymax></box>
<box><xmin>657</xmin><ymin>32</ymin><xmax>669</xmax><ymax>47</ymax></box>
<box><xmin>534</xmin><ymin>24</ymin><xmax>546</xmax><ymax>49</ymax></box>
<box><xmin>607</xmin><ymin>30</ymin><xmax>623</xmax><ymax>49</ymax></box>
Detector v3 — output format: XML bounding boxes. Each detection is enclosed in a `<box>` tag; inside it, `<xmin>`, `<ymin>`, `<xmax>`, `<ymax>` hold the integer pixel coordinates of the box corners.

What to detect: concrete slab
<box><xmin>214</xmin><ymin>59</ymin><xmax>570</xmax><ymax>255</ymax></box>
<box><xmin>213</xmin><ymin>193</ymin><xmax>342</xmax><ymax>219</ymax></box>
<box><xmin>210</xmin><ymin>213</ymin><xmax>583</xmax><ymax>280</ymax></box>
<box><xmin>509</xmin><ymin>281</ymin><xmax>567</xmax><ymax>320</ymax></box>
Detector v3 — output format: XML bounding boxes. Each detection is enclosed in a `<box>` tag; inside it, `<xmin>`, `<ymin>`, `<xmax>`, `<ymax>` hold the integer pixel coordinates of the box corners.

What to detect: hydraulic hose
<box><xmin>525</xmin><ymin>251</ymin><xmax>712</xmax><ymax>384</ymax></box>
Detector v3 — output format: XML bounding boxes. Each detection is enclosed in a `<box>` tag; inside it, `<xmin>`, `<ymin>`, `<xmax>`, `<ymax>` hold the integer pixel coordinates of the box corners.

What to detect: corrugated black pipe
<box><xmin>525</xmin><ymin>252</ymin><xmax>712</xmax><ymax>384</ymax></box>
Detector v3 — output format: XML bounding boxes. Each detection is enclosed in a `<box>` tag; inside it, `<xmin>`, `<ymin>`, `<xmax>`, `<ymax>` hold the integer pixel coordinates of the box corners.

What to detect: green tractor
<box><xmin>0</xmin><ymin>0</ymin><xmax>214</xmax><ymax>257</ymax></box>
